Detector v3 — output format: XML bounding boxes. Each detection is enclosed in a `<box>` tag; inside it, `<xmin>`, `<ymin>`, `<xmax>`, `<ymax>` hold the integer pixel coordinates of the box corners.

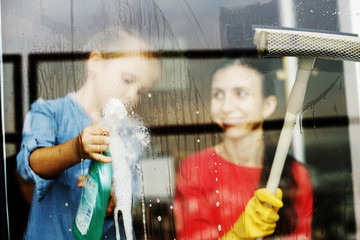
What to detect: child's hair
<box><xmin>82</xmin><ymin>26</ymin><xmax>161</xmax><ymax>86</ymax></box>
<box><xmin>83</xmin><ymin>26</ymin><xmax>156</xmax><ymax>59</ymax></box>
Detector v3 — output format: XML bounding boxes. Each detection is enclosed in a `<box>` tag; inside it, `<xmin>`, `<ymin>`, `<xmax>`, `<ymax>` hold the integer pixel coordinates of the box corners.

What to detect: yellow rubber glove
<box><xmin>220</xmin><ymin>188</ymin><xmax>283</xmax><ymax>240</ymax></box>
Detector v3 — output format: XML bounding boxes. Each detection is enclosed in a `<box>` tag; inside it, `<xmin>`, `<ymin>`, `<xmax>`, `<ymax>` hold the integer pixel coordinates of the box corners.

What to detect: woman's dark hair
<box><xmin>211</xmin><ymin>58</ymin><xmax>298</xmax><ymax>235</ymax></box>
<box><xmin>210</xmin><ymin>58</ymin><xmax>276</xmax><ymax>98</ymax></box>
<box><xmin>262</xmin><ymin>148</ymin><xmax>298</xmax><ymax>235</ymax></box>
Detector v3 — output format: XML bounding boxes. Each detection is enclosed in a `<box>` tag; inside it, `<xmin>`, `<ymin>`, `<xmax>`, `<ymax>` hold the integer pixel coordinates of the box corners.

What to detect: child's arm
<box><xmin>29</xmin><ymin>125</ymin><xmax>111</xmax><ymax>179</ymax></box>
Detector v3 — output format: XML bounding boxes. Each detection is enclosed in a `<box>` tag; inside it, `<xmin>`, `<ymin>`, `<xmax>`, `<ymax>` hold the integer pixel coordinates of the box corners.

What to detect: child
<box><xmin>16</xmin><ymin>27</ymin><xmax>161</xmax><ymax>239</ymax></box>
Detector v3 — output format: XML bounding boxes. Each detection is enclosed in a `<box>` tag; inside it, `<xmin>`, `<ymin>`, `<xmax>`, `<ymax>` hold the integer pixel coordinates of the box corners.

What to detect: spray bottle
<box><xmin>72</xmin><ymin>150</ymin><xmax>113</xmax><ymax>239</ymax></box>
<box><xmin>73</xmin><ymin>98</ymin><xmax>127</xmax><ymax>239</ymax></box>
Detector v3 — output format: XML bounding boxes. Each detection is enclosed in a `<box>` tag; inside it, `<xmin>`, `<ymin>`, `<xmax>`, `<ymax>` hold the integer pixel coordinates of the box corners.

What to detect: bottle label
<box><xmin>75</xmin><ymin>174</ymin><xmax>98</xmax><ymax>235</ymax></box>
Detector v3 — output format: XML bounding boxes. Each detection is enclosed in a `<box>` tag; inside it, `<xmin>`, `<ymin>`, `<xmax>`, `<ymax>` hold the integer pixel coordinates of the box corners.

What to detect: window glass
<box><xmin>2</xmin><ymin>0</ymin><xmax>360</xmax><ymax>239</ymax></box>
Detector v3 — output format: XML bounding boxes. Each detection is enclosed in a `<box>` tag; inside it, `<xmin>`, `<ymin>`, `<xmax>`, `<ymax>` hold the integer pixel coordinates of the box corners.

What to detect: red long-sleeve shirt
<box><xmin>174</xmin><ymin>147</ymin><xmax>313</xmax><ymax>239</ymax></box>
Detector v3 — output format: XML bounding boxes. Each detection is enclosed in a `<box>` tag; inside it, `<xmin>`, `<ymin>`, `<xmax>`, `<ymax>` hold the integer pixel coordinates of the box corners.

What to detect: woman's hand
<box><xmin>220</xmin><ymin>188</ymin><xmax>283</xmax><ymax>240</ymax></box>
<box><xmin>79</xmin><ymin>125</ymin><xmax>112</xmax><ymax>163</ymax></box>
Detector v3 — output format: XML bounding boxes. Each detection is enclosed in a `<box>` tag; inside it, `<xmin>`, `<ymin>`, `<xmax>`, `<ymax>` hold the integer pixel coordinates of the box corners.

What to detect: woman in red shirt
<box><xmin>175</xmin><ymin>59</ymin><xmax>313</xmax><ymax>240</ymax></box>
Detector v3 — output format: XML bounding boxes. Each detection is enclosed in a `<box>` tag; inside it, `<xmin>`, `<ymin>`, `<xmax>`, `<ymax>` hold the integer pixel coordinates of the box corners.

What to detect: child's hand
<box><xmin>77</xmin><ymin>175</ymin><xmax>87</xmax><ymax>188</ymax></box>
<box><xmin>79</xmin><ymin>125</ymin><xmax>112</xmax><ymax>163</ymax></box>
<box><xmin>106</xmin><ymin>181</ymin><xmax>116</xmax><ymax>217</ymax></box>
<box><xmin>77</xmin><ymin>176</ymin><xmax>116</xmax><ymax>217</ymax></box>
<box><xmin>77</xmin><ymin>175</ymin><xmax>116</xmax><ymax>217</ymax></box>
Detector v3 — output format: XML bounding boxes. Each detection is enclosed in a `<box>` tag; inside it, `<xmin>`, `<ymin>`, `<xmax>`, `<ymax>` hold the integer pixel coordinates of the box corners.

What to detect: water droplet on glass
<box><xmin>65</xmin><ymin>202</ymin><xmax>69</xmax><ymax>207</ymax></box>
<box><xmin>216</xmin><ymin>201</ymin><xmax>220</xmax><ymax>207</ymax></box>
<box><xmin>197</xmin><ymin>139</ymin><xmax>200</xmax><ymax>143</ymax></box>
<box><xmin>310</xmin><ymin>9</ymin><xmax>314</xmax><ymax>13</ymax></box>
<box><xmin>218</xmin><ymin>225</ymin><xmax>222</xmax><ymax>231</ymax></box>
<box><xmin>157</xmin><ymin>216</ymin><xmax>162</xmax><ymax>222</ymax></box>
<box><xmin>156</xmin><ymin>197</ymin><xmax>161</xmax><ymax>204</ymax></box>
<box><xmin>196</xmin><ymin>111</ymin><xmax>199</xmax><ymax>115</ymax></box>
<box><xmin>149</xmin><ymin>203</ymin><xmax>152</xmax><ymax>208</ymax></box>
<box><xmin>68</xmin><ymin>228</ymin><xmax>72</xmax><ymax>232</ymax></box>
<box><xmin>49</xmin><ymin>215</ymin><xmax>53</xmax><ymax>218</ymax></box>
<box><xmin>148</xmin><ymin>93</ymin><xmax>152</xmax><ymax>98</ymax></box>
<box><xmin>170</xmin><ymin>205</ymin><xmax>174</xmax><ymax>210</ymax></box>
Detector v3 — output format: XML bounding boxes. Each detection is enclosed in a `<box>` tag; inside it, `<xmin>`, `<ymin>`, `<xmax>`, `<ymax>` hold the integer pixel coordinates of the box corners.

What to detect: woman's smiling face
<box><xmin>210</xmin><ymin>64</ymin><xmax>276</xmax><ymax>139</ymax></box>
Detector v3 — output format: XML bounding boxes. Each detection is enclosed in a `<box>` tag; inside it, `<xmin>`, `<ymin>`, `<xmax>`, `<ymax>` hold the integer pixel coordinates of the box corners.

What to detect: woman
<box><xmin>174</xmin><ymin>58</ymin><xmax>313</xmax><ymax>239</ymax></box>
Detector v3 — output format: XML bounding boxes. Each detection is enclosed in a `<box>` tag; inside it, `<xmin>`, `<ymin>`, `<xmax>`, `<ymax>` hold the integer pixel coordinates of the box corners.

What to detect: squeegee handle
<box><xmin>254</xmin><ymin>58</ymin><xmax>315</xmax><ymax>240</ymax></box>
<box><xmin>266</xmin><ymin>58</ymin><xmax>315</xmax><ymax>194</ymax></box>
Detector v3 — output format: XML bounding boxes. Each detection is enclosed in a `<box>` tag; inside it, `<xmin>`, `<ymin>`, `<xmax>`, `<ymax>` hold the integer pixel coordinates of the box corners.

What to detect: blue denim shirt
<box><xmin>17</xmin><ymin>93</ymin><xmax>128</xmax><ymax>240</ymax></box>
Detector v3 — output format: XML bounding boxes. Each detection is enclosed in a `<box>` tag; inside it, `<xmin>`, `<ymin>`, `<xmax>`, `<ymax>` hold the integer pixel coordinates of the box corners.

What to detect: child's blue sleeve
<box><xmin>16</xmin><ymin>99</ymin><xmax>57</xmax><ymax>201</ymax></box>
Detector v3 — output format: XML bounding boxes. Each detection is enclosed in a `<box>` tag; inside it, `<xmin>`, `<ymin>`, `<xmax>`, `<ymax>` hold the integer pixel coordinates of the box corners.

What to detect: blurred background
<box><xmin>2</xmin><ymin>0</ymin><xmax>360</xmax><ymax>239</ymax></box>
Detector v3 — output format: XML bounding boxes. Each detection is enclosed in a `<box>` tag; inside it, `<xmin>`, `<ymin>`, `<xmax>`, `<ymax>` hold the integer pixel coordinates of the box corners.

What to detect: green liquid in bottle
<box><xmin>73</xmin><ymin>151</ymin><xmax>113</xmax><ymax>239</ymax></box>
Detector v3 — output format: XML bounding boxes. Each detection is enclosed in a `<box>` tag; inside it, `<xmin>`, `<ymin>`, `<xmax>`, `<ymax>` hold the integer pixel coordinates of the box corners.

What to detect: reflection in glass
<box><xmin>2</xmin><ymin>0</ymin><xmax>358</xmax><ymax>239</ymax></box>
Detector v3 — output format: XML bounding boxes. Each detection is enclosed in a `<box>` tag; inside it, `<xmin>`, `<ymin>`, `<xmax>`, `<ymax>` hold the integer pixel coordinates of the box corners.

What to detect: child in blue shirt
<box><xmin>17</xmin><ymin>28</ymin><xmax>161</xmax><ymax>239</ymax></box>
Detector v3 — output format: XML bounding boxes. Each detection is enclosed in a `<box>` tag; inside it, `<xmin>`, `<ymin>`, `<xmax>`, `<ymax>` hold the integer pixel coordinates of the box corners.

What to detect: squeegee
<box><xmin>253</xmin><ymin>26</ymin><xmax>360</xmax><ymax>194</ymax></box>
